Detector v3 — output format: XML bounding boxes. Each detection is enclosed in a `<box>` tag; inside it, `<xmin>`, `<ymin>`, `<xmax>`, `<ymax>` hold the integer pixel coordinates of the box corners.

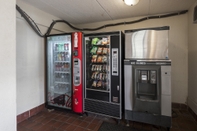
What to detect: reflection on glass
<box><xmin>47</xmin><ymin>35</ymin><xmax>72</xmax><ymax>109</ymax></box>
<box><xmin>86</xmin><ymin>36</ymin><xmax>110</xmax><ymax>92</ymax></box>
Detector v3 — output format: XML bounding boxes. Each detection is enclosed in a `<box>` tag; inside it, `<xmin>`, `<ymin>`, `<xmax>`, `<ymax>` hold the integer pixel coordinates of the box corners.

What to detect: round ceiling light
<box><xmin>123</xmin><ymin>0</ymin><xmax>139</xmax><ymax>6</ymax></box>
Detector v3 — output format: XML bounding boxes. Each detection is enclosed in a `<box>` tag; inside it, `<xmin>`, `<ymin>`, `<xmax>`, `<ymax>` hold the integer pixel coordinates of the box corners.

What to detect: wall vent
<box><xmin>194</xmin><ymin>5</ymin><xmax>197</xmax><ymax>24</ymax></box>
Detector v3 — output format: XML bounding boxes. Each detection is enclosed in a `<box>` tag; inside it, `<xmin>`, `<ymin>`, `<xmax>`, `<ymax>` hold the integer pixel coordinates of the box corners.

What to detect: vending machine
<box><xmin>83</xmin><ymin>31</ymin><xmax>124</xmax><ymax>119</ymax></box>
<box><xmin>45</xmin><ymin>32</ymin><xmax>83</xmax><ymax>114</ymax></box>
<box><xmin>124</xmin><ymin>26</ymin><xmax>172</xmax><ymax>130</ymax></box>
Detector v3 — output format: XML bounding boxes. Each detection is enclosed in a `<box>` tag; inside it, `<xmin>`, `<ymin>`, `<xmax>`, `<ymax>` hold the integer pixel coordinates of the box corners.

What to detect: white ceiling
<box><xmin>21</xmin><ymin>0</ymin><xmax>197</xmax><ymax>24</ymax></box>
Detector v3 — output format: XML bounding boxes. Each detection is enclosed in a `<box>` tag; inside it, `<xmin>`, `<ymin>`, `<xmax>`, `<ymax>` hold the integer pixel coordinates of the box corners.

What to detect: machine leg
<box><xmin>117</xmin><ymin>119</ymin><xmax>121</xmax><ymax>125</ymax></box>
<box><xmin>167</xmin><ymin>127</ymin><xmax>170</xmax><ymax>131</ymax></box>
<box><xmin>79</xmin><ymin>113</ymin><xmax>83</xmax><ymax>117</ymax></box>
<box><xmin>84</xmin><ymin>112</ymin><xmax>88</xmax><ymax>116</ymax></box>
<box><xmin>126</xmin><ymin>120</ymin><xmax>130</xmax><ymax>126</ymax></box>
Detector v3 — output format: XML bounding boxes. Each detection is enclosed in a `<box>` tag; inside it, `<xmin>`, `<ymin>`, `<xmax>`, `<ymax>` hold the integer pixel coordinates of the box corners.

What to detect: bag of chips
<box><xmin>90</xmin><ymin>47</ymin><xmax>98</xmax><ymax>54</ymax></box>
<box><xmin>97</xmin><ymin>56</ymin><xmax>102</xmax><ymax>63</ymax></box>
<box><xmin>91</xmin><ymin>55</ymin><xmax>97</xmax><ymax>63</ymax></box>
<box><xmin>97</xmin><ymin>47</ymin><xmax>103</xmax><ymax>55</ymax></box>
<box><xmin>92</xmin><ymin>38</ymin><xmax>100</xmax><ymax>45</ymax></box>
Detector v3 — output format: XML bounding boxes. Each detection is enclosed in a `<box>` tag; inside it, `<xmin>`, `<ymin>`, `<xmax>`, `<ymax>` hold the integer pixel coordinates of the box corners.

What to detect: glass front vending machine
<box><xmin>45</xmin><ymin>32</ymin><xmax>83</xmax><ymax>114</ymax></box>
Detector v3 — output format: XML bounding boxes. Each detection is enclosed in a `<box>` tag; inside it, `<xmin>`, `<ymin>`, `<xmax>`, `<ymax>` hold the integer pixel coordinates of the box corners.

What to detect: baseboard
<box><xmin>187</xmin><ymin>98</ymin><xmax>197</xmax><ymax>121</ymax></box>
<box><xmin>17</xmin><ymin>104</ymin><xmax>45</xmax><ymax>123</ymax></box>
<box><xmin>172</xmin><ymin>101</ymin><xmax>197</xmax><ymax>122</ymax></box>
<box><xmin>172</xmin><ymin>102</ymin><xmax>188</xmax><ymax>110</ymax></box>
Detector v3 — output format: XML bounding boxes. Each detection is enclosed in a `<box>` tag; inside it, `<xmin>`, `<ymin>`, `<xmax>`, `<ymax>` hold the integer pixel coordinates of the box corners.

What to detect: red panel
<box><xmin>72</xmin><ymin>32</ymin><xmax>83</xmax><ymax>113</ymax></box>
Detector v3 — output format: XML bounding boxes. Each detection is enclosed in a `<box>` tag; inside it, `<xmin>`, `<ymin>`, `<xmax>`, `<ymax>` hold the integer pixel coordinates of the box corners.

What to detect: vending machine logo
<box><xmin>74</xmin><ymin>32</ymin><xmax>78</xmax><ymax>48</ymax></box>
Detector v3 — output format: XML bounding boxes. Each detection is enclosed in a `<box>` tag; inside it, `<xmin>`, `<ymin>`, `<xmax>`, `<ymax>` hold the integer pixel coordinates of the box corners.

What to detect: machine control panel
<box><xmin>73</xmin><ymin>59</ymin><xmax>81</xmax><ymax>86</ymax></box>
<box><xmin>112</xmin><ymin>48</ymin><xmax>118</xmax><ymax>76</ymax></box>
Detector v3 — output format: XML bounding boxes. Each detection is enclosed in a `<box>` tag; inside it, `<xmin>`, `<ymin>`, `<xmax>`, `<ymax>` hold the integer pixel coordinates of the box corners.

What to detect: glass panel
<box><xmin>47</xmin><ymin>35</ymin><xmax>72</xmax><ymax>109</ymax></box>
<box><xmin>85</xmin><ymin>36</ymin><xmax>110</xmax><ymax>99</ymax></box>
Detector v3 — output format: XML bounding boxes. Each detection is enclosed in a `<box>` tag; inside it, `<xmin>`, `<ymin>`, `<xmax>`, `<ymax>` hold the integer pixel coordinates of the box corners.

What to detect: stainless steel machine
<box><xmin>124</xmin><ymin>26</ymin><xmax>171</xmax><ymax>130</ymax></box>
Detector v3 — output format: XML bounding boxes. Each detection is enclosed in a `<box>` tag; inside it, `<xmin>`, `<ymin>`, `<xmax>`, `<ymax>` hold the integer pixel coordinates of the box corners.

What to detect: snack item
<box><xmin>105</xmin><ymin>65</ymin><xmax>109</xmax><ymax>71</ymax></box>
<box><xmin>96</xmin><ymin>73</ymin><xmax>100</xmax><ymax>80</ymax></box>
<box><xmin>91</xmin><ymin>72</ymin><xmax>96</xmax><ymax>79</ymax></box>
<box><xmin>98</xmin><ymin>65</ymin><xmax>102</xmax><ymax>71</ymax></box>
<box><xmin>102</xmin><ymin>73</ymin><xmax>106</xmax><ymax>80</ymax></box>
<box><xmin>103</xmin><ymin>48</ymin><xmax>107</xmax><ymax>55</ymax></box>
<box><xmin>91</xmin><ymin>55</ymin><xmax>97</xmax><ymax>63</ymax></box>
<box><xmin>97</xmin><ymin>81</ymin><xmax>102</xmax><ymax>87</ymax></box>
<box><xmin>96</xmin><ymin>65</ymin><xmax>100</xmax><ymax>71</ymax></box>
<box><xmin>99</xmin><ymin>73</ymin><xmax>103</xmax><ymax>80</ymax></box>
<box><xmin>92</xmin><ymin>81</ymin><xmax>97</xmax><ymax>87</ymax></box>
<box><xmin>101</xmin><ymin>38</ymin><xmax>108</xmax><ymax>45</ymax></box>
<box><xmin>97</xmin><ymin>47</ymin><xmax>103</xmax><ymax>55</ymax></box>
<box><xmin>92</xmin><ymin>38</ymin><xmax>100</xmax><ymax>45</ymax></box>
<box><xmin>90</xmin><ymin>47</ymin><xmax>98</xmax><ymax>54</ymax></box>
<box><xmin>105</xmin><ymin>74</ymin><xmax>108</xmax><ymax>80</ymax></box>
<box><xmin>102</xmin><ymin>56</ymin><xmax>107</xmax><ymax>63</ymax></box>
<box><xmin>107</xmin><ymin>36</ymin><xmax>110</xmax><ymax>44</ymax></box>
<box><xmin>97</xmin><ymin>56</ymin><xmax>102</xmax><ymax>63</ymax></box>
<box><xmin>104</xmin><ymin>81</ymin><xmax>109</xmax><ymax>89</ymax></box>
<box><xmin>94</xmin><ymin>72</ymin><xmax>99</xmax><ymax>79</ymax></box>
<box><xmin>91</xmin><ymin>65</ymin><xmax>96</xmax><ymax>71</ymax></box>
<box><xmin>102</xmin><ymin>65</ymin><xmax>106</xmax><ymax>71</ymax></box>
<box><xmin>107</xmin><ymin>48</ymin><xmax>110</xmax><ymax>54</ymax></box>
<box><xmin>97</xmin><ymin>40</ymin><xmax>102</xmax><ymax>45</ymax></box>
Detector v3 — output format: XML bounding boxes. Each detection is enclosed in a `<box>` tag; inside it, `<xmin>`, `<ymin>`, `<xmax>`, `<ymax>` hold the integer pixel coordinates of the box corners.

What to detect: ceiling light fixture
<box><xmin>123</xmin><ymin>0</ymin><xmax>139</xmax><ymax>6</ymax></box>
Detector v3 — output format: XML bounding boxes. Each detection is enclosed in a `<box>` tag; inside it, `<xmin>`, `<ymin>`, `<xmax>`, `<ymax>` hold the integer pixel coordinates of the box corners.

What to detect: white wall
<box><xmin>16</xmin><ymin>0</ymin><xmax>74</xmax><ymax>115</ymax></box>
<box><xmin>0</xmin><ymin>0</ymin><xmax>16</xmax><ymax>131</ymax></box>
<box><xmin>188</xmin><ymin>2</ymin><xmax>197</xmax><ymax>114</ymax></box>
<box><xmin>77</xmin><ymin>14</ymin><xmax>189</xmax><ymax>104</ymax></box>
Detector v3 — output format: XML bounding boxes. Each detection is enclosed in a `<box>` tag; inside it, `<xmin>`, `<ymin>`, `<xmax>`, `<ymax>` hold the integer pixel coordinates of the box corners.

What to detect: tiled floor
<box><xmin>17</xmin><ymin>108</ymin><xmax>197</xmax><ymax>131</ymax></box>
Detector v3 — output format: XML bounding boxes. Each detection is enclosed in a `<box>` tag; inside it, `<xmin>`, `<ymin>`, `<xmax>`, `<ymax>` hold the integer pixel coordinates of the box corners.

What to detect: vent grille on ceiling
<box><xmin>194</xmin><ymin>5</ymin><xmax>197</xmax><ymax>24</ymax></box>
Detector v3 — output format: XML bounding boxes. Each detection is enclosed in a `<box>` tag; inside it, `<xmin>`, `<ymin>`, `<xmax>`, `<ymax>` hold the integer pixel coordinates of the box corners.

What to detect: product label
<box><xmin>74</xmin><ymin>33</ymin><xmax>78</xmax><ymax>48</ymax></box>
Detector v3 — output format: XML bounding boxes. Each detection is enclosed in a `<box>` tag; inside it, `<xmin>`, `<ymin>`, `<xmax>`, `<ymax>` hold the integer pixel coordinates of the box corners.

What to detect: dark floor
<box><xmin>17</xmin><ymin>108</ymin><xmax>197</xmax><ymax>131</ymax></box>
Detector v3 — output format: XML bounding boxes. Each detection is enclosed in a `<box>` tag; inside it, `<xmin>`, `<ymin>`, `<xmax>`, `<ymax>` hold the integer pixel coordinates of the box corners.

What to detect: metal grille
<box><xmin>85</xmin><ymin>99</ymin><xmax>120</xmax><ymax>118</ymax></box>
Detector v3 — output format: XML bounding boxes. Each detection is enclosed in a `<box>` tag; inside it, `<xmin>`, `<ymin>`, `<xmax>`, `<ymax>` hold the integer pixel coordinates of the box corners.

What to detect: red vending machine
<box><xmin>72</xmin><ymin>32</ymin><xmax>83</xmax><ymax>113</ymax></box>
<box><xmin>45</xmin><ymin>32</ymin><xmax>83</xmax><ymax>114</ymax></box>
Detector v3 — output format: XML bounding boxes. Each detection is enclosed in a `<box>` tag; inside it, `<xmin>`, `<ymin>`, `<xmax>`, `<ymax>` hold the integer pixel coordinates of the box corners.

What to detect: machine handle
<box><xmin>117</xmin><ymin>85</ymin><xmax>119</xmax><ymax>91</ymax></box>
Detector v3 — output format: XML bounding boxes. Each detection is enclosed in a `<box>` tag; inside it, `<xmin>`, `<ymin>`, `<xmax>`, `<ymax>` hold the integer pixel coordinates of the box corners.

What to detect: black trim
<box><xmin>125</xmin><ymin>26</ymin><xmax>170</xmax><ymax>33</ymax></box>
<box><xmin>110</xmin><ymin>35</ymin><xmax>120</xmax><ymax>103</ymax></box>
<box><xmin>84</xmin><ymin>31</ymin><xmax>120</xmax><ymax>37</ymax></box>
<box><xmin>45</xmin><ymin>32</ymin><xmax>73</xmax><ymax>37</ymax></box>
<box><xmin>124</xmin><ymin>60</ymin><xmax>171</xmax><ymax>66</ymax></box>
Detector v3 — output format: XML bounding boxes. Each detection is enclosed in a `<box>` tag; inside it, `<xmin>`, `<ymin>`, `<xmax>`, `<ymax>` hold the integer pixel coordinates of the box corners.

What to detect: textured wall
<box><xmin>0</xmin><ymin>0</ymin><xmax>16</xmax><ymax>131</ymax></box>
<box><xmin>188</xmin><ymin>1</ymin><xmax>197</xmax><ymax>114</ymax></box>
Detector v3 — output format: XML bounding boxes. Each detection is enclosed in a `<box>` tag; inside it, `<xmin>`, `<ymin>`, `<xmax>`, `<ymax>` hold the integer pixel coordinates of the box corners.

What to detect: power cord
<box><xmin>16</xmin><ymin>4</ymin><xmax>188</xmax><ymax>37</ymax></box>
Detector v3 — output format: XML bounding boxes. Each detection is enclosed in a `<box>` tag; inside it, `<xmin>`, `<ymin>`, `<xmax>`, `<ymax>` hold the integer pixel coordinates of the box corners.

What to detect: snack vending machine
<box><xmin>83</xmin><ymin>31</ymin><xmax>124</xmax><ymax>119</ymax></box>
<box><xmin>45</xmin><ymin>32</ymin><xmax>83</xmax><ymax>113</ymax></box>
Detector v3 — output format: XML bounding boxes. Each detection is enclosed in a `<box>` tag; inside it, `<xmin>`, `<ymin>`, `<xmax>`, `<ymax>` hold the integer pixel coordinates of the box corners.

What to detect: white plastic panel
<box><xmin>161</xmin><ymin>66</ymin><xmax>171</xmax><ymax>95</ymax></box>
<box><xmin>161</xmin><ymin>95</ymin><xmax>171</xmax><ymax>116</ymax></box>
<box><xmin>124</xmin><ymin>65</ymin><xmax>133</xmax><ymax>110</ymax></box>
